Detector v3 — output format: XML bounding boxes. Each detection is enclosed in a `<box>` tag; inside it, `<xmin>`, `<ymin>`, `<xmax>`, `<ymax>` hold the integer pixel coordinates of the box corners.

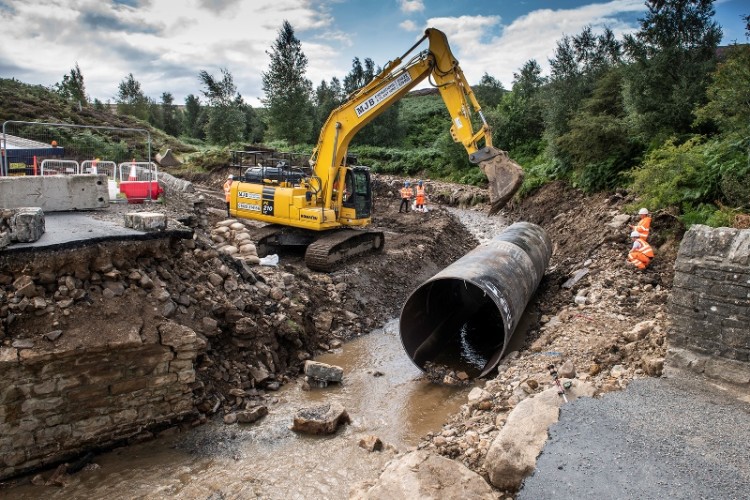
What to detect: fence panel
<box><xmin>1</xmin><ymin>121</ymin><xmax>150</xmax><ymax>177</ymax></box>
<box><xmin>40</xmin><ymin>159</ymin><xmax>80</xmax><ymax>175</ymax></box>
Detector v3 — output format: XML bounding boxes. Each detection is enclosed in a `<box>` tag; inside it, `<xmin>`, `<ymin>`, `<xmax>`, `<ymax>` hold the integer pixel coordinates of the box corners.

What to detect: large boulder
<box><xmin>350</xmin><ymin>450</ymin><xmax>496</xmax><ymax>499</ymax></box>
<box><xmin>484</xmin><ymin>380</ymin><xmax>595</xmax><ymax>491</ymax></box>
<box><xmin>292</xmin><ymin>402</ymin><xmax>350</xmax><ymax>435</ymax></box>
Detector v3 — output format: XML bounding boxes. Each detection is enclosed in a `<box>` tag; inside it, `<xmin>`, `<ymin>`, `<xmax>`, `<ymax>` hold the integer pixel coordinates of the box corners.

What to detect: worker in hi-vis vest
<box><xmin>223</xmin><ymin>174</ymin><xmax>234</xmax><ymax>217</ymax></box>
<box><xmin>627</xmin><ymin>230</ymin><xmax>654</xmax><ymax>270</ymax></box>
<box><xmin>399</xmin><ymin>181</ymin><xmax>413</xmax><ymax>213</ymax></box>
<box><xmin>629</xmin><ymin>207</ymin><xmax>651</xmax><ymax>240</ymax></box>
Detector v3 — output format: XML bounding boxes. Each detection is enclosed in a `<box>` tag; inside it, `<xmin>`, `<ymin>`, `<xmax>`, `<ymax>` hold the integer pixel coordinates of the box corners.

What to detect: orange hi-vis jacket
<box><xmin>223</xmin><ymin>179</ymin><xmax>233</xmax><ymax>202</ymax></box>
<box><xmin>634</xmin><ymin>216</ymin><xmax>652</xmax><ymax>239</ymax></box>
<box><xmin>628</xmin><ymin>238</ymin><xmax>654</xmax><ymax>269</ymax></box>
<box><xmin>400</xmin><ymin>186</ymin><xmax>413</xmax><ymax>200</ymax></box>
<box><xmin>416</xmin><ymin>185</ymin><xmax>426</xmax><ymax>203</ymax></box>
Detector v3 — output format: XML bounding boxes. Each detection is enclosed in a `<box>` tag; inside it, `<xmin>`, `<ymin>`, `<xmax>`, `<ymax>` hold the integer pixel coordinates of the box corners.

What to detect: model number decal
<box><xmin>355</xmin><ymin>72</ymin><xmax>412</xmax><ymax>117</ymax></box>
<box><xmin>238</xmin><ymin>202</ymin><xmax>261</xmax><ymax>212</ymax></box>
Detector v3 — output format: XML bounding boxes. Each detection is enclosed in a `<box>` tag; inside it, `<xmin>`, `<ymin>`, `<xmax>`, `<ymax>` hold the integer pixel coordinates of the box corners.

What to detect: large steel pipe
<box><xmin>399</xmin><ymin>222</ymin><xmax>551</xmax><ymax>377</ymax></box>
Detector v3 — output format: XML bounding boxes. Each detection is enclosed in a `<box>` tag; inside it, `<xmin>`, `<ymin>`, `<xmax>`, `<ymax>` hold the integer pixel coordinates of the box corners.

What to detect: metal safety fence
<box><xmin>1</xmin><ymin>120</ymin><xmax>159</xmax><ymax>202</ymax></box>
<box><xmin>1</xmin><ymin>120</ymin><xmax>151</xmax><ymax>178</ymax></box>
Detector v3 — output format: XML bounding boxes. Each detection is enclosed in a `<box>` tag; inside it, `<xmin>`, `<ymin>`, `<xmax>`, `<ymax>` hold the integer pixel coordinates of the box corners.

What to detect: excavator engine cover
<box><xmin>471</xmin><ymin>147</ymin><xmax>524</xmax><ymax>215</ymax></box>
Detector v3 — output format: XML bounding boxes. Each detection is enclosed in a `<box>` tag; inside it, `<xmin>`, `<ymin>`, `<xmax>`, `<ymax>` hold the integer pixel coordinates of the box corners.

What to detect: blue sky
<box><xmin>0</xmin><ymin>0</ymin><xmax>746</xmax><ymax>107</ymax></box>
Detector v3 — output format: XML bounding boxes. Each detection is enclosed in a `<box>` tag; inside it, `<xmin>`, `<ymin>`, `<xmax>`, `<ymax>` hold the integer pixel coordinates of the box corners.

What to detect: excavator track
<box><xmin>304</xmin><ymin>229</ymin><xmax>385</xmax><ymax>273</ymax></box>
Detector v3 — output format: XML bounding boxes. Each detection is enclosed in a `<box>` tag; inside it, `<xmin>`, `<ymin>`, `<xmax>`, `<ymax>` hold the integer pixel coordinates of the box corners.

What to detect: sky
<box><xmin>0</xmin><ymin>0</ymin><xmax>747</xmax><ymax>107</ymax></box>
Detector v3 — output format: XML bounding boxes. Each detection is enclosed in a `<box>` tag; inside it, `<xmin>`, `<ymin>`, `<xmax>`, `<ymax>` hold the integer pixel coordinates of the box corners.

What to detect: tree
<box><xmin>160</xmin><ymin>92</ymin><xmax>182</xmax><ymax>137</ymax></box>
<box><xmin>492</xmin><ymin>60</ymin><xmax>545</xmax><ymax>154</ymax></box>
<box><xmin>473</xmin><ymin>73</ymin><xmax>505</xmax><ymax>108</ymax></box>
<box><xmin>198</xmin><ymin>68</ymin><xmax>246</xmax><ymax>145</ymax></box>
<box><xmin>55</xmin><ymin>62</ymin><xmax>87</xmax><ymax>107</ymax></box>
<box><xmin>261</xmin><ymin>21</ymin><xmax>313</xmax><ymax>144</ymax></box>
<box><xmin>241</xmin><ymin>103</ymin><xmax>266</xmax><ymax>143</ymax></box>
<box><xmin>694</xmin><ymin>44</ymin><xmax>750</xmax><ymax>134</ymax></box>
<box><xmin>622</xmin><ymin>0</ymin><xmax>722</xmax><ymax>141</ymax></box>
<box><xmin>183</xmin><ymin>94</ymin><xmax>205</xmax><ymax>140</ymax></box>
<box><xmin>116</xmin><ymin>73</ymin><xmax>150</xmax><ymax>121</ymax></box>
<box><xmin>312</xmin><ymin>77</ymin><xmax>344</xmax><ymax>140</ymax></box>
<box><xmin>556</xmin><ymin>68</ymin><xmax>637</xmax><ymax>191</ymax></box>
<box><xmin>341</xmin><ymin>57</ymin><xmax>401</xmax><ymax>146</ymax></box>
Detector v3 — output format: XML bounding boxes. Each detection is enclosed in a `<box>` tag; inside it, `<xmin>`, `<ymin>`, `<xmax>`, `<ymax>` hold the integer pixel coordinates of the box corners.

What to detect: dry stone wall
<box><xmin>0</xmin><ymin>238</ymin><xmax>204</xmax><ymax>480</ymax></box>
<box><xmin>667</xmin><ymin>225</ymin><xmax>750</xmax><ymax>388</ymax></box>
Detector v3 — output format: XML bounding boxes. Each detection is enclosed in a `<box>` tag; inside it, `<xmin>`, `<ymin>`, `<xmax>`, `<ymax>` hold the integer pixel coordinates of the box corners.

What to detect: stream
<box><xmin>6</xmin><ymin>320</ymin><xmax>472</xmax><ymax>499</ymax></box>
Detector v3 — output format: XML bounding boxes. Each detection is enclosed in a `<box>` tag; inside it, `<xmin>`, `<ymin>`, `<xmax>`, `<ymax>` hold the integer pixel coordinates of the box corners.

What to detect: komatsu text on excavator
<box><xmin>228</xmin><ymin>28</ymin><xmax>524</xmax><ymax>271</ymax></box>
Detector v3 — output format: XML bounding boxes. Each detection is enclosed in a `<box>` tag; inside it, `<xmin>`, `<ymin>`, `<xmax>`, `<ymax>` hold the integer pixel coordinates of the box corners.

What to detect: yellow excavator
<box><xmin>229</xmin><ymin>28</ymin><xmax>523</xmax><ymax>271</ymax></box>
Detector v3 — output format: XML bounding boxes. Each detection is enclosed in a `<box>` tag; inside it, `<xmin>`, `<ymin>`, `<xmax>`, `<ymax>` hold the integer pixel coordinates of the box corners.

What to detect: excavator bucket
<box><xmin>473</xmin><ymin>147</ymin><xmax>524</xmax><ymax>215</ymax></box>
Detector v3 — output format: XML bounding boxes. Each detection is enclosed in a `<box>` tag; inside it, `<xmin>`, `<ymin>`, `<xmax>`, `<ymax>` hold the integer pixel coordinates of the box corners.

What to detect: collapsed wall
<box><xmin>666</xmin><ymin>225</ymin><xmax>750</xmax><ymax>389</ymax></box>
<box><xmin>0</xmin><ymin>238</ymin><xmax>204</xmax><ymax>480</ymax></box>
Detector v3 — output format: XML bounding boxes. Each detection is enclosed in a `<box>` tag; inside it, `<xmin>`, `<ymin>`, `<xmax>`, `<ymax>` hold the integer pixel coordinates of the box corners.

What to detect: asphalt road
<box><xmin>5</xmin><ymin>212</ymin><xmax>191</xmax><ymax>253</ymax></box>
<box><xmin>518</xmin><ymin>377</ymin><xmax>750</xmax><ymax>500</ymax></box>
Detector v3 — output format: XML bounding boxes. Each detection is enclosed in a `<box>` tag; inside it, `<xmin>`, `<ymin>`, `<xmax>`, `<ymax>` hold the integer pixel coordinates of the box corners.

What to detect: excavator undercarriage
<box><xmin>250</xmin><ymin>224</ymin><xmax>385</xmax><ymax>272</ymax></box>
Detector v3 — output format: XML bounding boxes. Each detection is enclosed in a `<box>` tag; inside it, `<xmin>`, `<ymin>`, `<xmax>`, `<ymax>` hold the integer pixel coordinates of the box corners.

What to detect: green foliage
<box><xmin>350</xmin><ymin>145</ymin><xmax>445</xmax><ymax>177</ymax></box>
<box><xmin>694</xmin><ymin>44</ymin><xmax>750</xmax><ymax>134</ymax></box>
<box><xmin>622</xmin><ymin>0</ymin><xmax>722</xmax><ymax>141</ymax></box>
<box><xmin>556</xmin><ymin>69</ymin><xmax>638</xmax><ymax>192</ymax></box>
<box><xmin>116</xmin><ymin>73</ymin><xmax>150</xmax><ymax>121</ymax></box>
<box><xmin>631</xmin><ymin>137</ymin><xmax>715</xmax><ymax>208</ymax></box>
<box><xmin>54</xmin><ymin>62</ymin><xmax>87</xmax><ymax>107</ymax></box>
<box><xmin>398</xmin><ymin>95</ymin><xmax>449</xmax><ymax>148</ymax></box>
<box><xmin>680</xmin><ymin>203</ymin><xmax>734</xmax><ymax>228</ymax></box>
<box><xmin>184</xmin><ymin>148</ymin><xmax>232</xmax><ymax>172</ymax></box>
<box><xmin>261</xmin><ymin>21</ymin><xmax>314</xmax><ymax>145</ymax></box>
<box><xmin>198</xmin><ymin>69</ymin><xmax>246</xmax><ymax>146</ymax></box>
<box><xmin>160</xmin><ymin>92</ymin><xmax>182</xmax><ymax>137</ymax></box>
<box><xmin>473</xmin><ymin>73</ymin><xmax>505</xmax><ymax>108</ymax></box>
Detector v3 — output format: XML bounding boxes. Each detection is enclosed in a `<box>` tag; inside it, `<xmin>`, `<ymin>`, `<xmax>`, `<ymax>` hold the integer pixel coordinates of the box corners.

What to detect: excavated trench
<box><xmin>2</xmin><ymin>205</ymin><xmax>545</xmax><ymax>498</ymax></box>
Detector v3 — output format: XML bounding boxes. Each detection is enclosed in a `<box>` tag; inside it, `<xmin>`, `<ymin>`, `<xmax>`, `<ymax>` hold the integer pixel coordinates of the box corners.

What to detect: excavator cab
<box><xmin>339</xmin><ymin>166</ymin><xmax>374</xmax><ymax>221</ymax></box>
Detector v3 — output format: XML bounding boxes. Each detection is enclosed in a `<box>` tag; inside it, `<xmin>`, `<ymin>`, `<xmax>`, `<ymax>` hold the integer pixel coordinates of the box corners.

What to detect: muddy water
<box><xmin>6</xmin><ymin>320</ymin><xmax>472</xmax><ymax>500</ymax></box>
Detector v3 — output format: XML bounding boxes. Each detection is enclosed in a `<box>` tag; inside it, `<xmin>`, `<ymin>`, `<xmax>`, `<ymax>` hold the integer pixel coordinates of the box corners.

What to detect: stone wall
<box><xmin>0</xmin><ymin>321</ymin><xmax>203</xmax><ymax>479</ymax></box>
<box><xmin>0</xmin><ymin>238</ymin><xmax>204</xmax><ymax>480</ymax></box>
<box><xmin>666</xmin><ymin>225</ymin><xmax>750</xmax><ymax>388</ymax></box>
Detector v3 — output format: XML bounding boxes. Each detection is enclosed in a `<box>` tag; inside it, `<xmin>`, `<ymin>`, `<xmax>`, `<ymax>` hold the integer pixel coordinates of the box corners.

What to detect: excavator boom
<box><xmin>230</xmin><ymin>27</ymin><xmax>523</xmax><ymax>271</ymax></box>
<box><xmin>310</xmin><ymin>28</ymin><xmax>523</xmax><ymax>215</ymax></box>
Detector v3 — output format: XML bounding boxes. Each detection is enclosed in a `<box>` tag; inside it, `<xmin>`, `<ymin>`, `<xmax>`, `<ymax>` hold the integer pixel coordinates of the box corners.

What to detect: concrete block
<box><xmin>10</xmin><ymin>207</ymin><xmax>45</xmax><ymax>242</ymax></box>
<box><xmin>0</xmin><ymin>175</ymin><xmax>109</xmax><ymax>211</ymax></box>
<box><xmin>124</xmin><ymin>212</ymin><xmax>167</xmax><ymax>231</ymax></box>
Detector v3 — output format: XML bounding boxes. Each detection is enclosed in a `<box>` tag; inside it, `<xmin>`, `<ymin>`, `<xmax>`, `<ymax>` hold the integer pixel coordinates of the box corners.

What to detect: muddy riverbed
<box><xmin>5</xmin><ymin>320</ymin><xmax>474</xmax><ymax>499</ymax></box>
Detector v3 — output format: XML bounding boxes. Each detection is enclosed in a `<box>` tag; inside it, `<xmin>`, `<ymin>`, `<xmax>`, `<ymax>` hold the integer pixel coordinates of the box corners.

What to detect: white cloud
<box><xmin>399</xmin><ymin>0</ymin><xmax>424</xmax><ymax>14</ymax></box>
<box><xmin>0</xmin><ymin>0</ymin><xmax>338</xmax><ymax>106</ymax></box>
<box><xmin>426</xmin><ymin>0</ymin><xmax>645</xmax><ymax>89</ymax></box>
<box><xmin>399</xmin><ymin>19</ymin><xmax>418</xmax><ymax>32</ymax></box>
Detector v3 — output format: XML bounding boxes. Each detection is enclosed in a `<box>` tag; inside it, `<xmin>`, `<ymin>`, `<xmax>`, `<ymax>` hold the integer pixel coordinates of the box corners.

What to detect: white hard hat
<box><xmin>638</xmin><ymin>208</ymin><xmax>649</xmax><ymax>215</ymax></box>
<box><xmin>630</xmin><ymin>231</ymin><xmax>641</xmax><ymax>238</ymax></box>
<box><xmin>228</xmin><ymin>174</ymin><xmax>234</xmax><ymax>179</ymax></box>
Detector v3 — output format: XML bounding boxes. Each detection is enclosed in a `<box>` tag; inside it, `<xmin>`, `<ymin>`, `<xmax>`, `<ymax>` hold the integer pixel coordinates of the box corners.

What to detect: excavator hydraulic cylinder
<box><xmin>399</xmin><ymin>222</ymin><xmax>551</xmax><ymax>378</ymax></box>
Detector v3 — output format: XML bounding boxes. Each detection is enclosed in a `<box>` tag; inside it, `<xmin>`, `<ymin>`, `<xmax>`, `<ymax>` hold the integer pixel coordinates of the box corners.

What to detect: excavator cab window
<box><xmin>349</xmin><ymin>167</ymin><xmax>373</xmax><ymax>218</ymax></box>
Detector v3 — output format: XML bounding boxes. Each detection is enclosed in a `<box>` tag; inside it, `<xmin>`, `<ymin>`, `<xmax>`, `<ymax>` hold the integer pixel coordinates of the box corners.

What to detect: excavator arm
<box><xmin>309</xmin><ymin>28</ymin><xmax>523</xmax><ymax>215</ymax></box>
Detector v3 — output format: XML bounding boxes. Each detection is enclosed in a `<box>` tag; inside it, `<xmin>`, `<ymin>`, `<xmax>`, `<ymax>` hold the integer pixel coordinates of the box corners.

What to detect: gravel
<box><xmin>518</xmin><ymin>377</ymin><xmax>750</xmax><ymax>499</ymax></box>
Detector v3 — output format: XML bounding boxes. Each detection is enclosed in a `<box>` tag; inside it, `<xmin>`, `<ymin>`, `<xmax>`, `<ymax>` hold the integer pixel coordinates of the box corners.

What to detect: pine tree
<box><xmin>261</xmin><ymin>21</ymin><xmax>313</xmax><ymax>144</ymax></box>
<box><xmin>622</xmin><ymin>0</ymin><xmax>722</xmax><ymax>141</ymax></box>
<box><xmin>55</xmin><ymin>62</ymin><xmax>87</xmax><ymax>108</ymax></box>
<box><xmin>198</xmin><ymin>68</ymin><xmax>246</xmax><ymax>145</ymax></box>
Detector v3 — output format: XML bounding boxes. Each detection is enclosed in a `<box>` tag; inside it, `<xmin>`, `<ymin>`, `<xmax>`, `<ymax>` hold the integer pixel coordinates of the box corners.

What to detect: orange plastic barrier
<box><xmin>119</xmin><ymin>181</ymin><xmax>163</xmax><ymax>203</ymax></box>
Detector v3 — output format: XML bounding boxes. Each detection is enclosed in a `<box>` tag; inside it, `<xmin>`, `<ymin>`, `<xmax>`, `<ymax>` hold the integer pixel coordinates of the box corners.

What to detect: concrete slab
<box><xmin>0</xmin><ymin>175</ymin><xmax>109</xmax><ymax>211</ymax></box>
<box><xmin>1</xmin><ymin>212</ymin><xmax>191</xmax><ymax>254</ymax></box>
